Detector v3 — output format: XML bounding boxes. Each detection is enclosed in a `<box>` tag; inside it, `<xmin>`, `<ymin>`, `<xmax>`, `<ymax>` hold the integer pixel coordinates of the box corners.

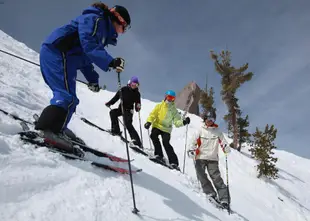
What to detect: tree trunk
<box><xmin>232</xmin><ymin>107</ymin><xmax>238</xmax><ymax>150</ymax></box>
<box><xmin>238</xmin><ymin>125</ymin><xmax>242</xmax><ymax>151</ymax></box>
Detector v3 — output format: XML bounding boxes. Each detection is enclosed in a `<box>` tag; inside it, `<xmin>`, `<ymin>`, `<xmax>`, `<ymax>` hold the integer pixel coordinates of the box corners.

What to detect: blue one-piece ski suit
<box><xmin>39</xmin><ymin>6</ymin><xmax>118</xmax><ymax>130</ymax></box>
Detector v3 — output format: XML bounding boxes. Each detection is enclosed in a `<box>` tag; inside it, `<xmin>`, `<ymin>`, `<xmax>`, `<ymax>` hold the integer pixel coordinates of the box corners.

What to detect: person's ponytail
<box><xmin>91</xmin><ymin>2</ymin><xmax>109</xmax><ymax>11</ymax></box>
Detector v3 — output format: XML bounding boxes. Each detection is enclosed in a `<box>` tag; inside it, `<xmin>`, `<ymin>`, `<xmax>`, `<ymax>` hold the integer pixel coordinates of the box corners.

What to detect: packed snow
<box><xmin>0</xmin><ymin>30</ymin><xmax>310</xmax><ymax>221</ymax></box>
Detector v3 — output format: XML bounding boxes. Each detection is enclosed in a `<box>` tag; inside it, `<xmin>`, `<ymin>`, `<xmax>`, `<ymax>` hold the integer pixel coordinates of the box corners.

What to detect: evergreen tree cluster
<box><xmin>210</xmin><ymin>50</ymin><xmax>253</xmax><ymax>149</ymax></box>
<box><xmin>198</xmin><ymin>49</ymin><xmax>279</xmax><ymax>180</ymax></box>
<box><xmin>200</xmin><ymin>87</ymin><xmax>216</xmax><ymax>120</ymax></box>
<box><xmin>249</xmin><ymin>125</ymin><xmax>279</xmax><ymax>179</ymax></box>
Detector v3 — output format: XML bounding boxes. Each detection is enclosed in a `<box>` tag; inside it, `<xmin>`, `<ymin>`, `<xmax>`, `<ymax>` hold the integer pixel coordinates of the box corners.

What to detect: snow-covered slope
<box><xmin>1</xmin><ymin>30</ymin><xmax>310</xmax><ymax>221</ymax></box>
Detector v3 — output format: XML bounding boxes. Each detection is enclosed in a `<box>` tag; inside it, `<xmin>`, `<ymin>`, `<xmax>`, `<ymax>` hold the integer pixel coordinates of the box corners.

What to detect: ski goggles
<box><xmin>165</xmin><ymin>95</ymin><xmax>175</xmax><ymax>102</ymax></box>
<box><xmin>205</xmin><ymin>118</ymin><xmax>215</xmax><ymax>123</ymax></box>
<box><xmin>130</xmin><ymin>82</ymin><xmax>139</xmax><ymax>88</ymax></box>
<box><xmin>110</xmin><ymin>8</ymin><xmax>131</xmax><ymax>32</ymax></box>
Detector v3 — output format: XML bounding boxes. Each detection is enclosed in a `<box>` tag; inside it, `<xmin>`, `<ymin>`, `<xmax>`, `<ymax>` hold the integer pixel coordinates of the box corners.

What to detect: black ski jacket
<box><xmin>106</xmin><ymin>86</ymin><xmax>141</xmax><ymax>111</ymax></box>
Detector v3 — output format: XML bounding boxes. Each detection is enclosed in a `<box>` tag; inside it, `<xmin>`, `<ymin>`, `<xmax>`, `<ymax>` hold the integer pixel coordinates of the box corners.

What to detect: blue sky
<box><xmin>0</xmin><ymin>0</ymin><xmax>309</xmax><ymax>158</ymax></box>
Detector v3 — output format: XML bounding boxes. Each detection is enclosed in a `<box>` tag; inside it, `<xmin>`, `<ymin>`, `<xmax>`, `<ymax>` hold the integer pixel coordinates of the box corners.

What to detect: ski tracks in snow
<box><xmin>0</xmin><ymin>138</ymin><xmax>135</xmax><ymax>221</ymax></box>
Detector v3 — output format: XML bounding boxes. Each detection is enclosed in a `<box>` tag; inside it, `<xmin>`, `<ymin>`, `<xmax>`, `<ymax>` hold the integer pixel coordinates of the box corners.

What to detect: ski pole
<box><xmin>138</xmin><ymin>112</ymin><xmax>143</xmax><ymax>147</ymax></box>
<box><xmin>0</xmin><ymin>48</ymin><xmax>40</xmax><ymax>67</ymax></box>
<box><xmin>0</xmin><ymin>49</ymin><xmax>101</xmax><ymax>89</ymax></box>
<box><xmin>225</xmin><ymin>153</ymin><xmax>231</xmax><ymax>215</ymax></box>
<box><xmin>147</xmin><ymin>129</ymin><xmax>153</xmax><ymax>150</ymax></box>
<box><xmin>0</xmin><ymin>108</ymin><xmax>34</xmax><ymax>125</ymax></box>
<box><xmin>218</xmin><ymin>137</ymin><xmax>231</xmax><ymax>215</ymax></box>
<box><xmin>181</xmin><ymin>92</ymin><xmax>193</xmax><ymax>174</ymax></box>
<box><xmin>182</xmin><ymin>124</ymin><xmax>189</xmax><ymax>174</ymax></box>
<box><xmin>187</xmin><ymin>149</ymin><xmax>201</xmax><ymax>190</ymax></box>
<box><xmin>116</xmin><ymin>71</ymin><xmax>139</xmax><ymax>214</ymax></box>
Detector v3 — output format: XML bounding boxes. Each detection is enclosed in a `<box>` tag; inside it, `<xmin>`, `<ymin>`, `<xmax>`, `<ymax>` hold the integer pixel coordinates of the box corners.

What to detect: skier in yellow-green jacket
<box><xmin>144</xmin><ymin>90</ymin><xmax>190</xmax><ymax>170</ymax></box>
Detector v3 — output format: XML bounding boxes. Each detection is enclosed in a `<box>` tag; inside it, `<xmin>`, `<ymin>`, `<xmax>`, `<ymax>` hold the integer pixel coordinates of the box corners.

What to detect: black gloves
<box><xmin>88</xmin><ymin>83</ymin><xmax>100</xmax><ymax>92</ymax></box>
<box><xmin>109</xmin><ymin>57</ymin><xmax>125</xmax><ymax>73</ymax></box>
<box><xmin>144</xmin><ymin>122</ymin><xmax>151</xmax><ymax>129</ymax></box>
<box><xmin>105</xmin><ymin>102</ymin><xmax>111</xmax><ymax>108</ymax></box>
<box><xmin>183</xmin><ymin>117</ymin><xmax>190</xmax><ymax>125</ymax></box>
<box><xmin>135</xmin><ymin>103</ymin><xmax>141</xmax><ymax>112</ymax></box>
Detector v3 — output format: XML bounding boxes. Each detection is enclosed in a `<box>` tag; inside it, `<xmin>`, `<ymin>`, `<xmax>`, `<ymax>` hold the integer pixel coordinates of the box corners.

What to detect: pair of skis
<box><xmin>0</xmin><ymin>108</ymin><xmax>142</xmax><ymax>175</ymax></box>
<box><xmin>207</xmin><ymin>197</ymin><xmax>246</xmax><ymax>219</ymax></box>
<box><xmin>81</xmin><ymin>117</ymin><xmax>149</xmax><ymax>156</ymax></box>
<box><xmin>19</xmin><ymin>128</ymin><xmax>141</xmax><ymax>175</ymax></box>
<box><xmin>80</xmin><ymin>117</ymin><xmax>180</xmax><ymax>171</ymax></box>
<box><xmin>207</xmin><ymin>197</ymin><xmax>230</xmax><ymax>212</ymax></box>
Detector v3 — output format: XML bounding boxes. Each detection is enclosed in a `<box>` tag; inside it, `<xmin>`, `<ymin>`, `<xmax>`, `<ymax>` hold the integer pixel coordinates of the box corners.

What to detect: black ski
<box><xmin>3</xmin><ymin>110</ymin><xmax>140</xmax><ymax>173</ymax></box>
<box><xmin>79</xmin><ymin>117</ymin><xmax>181</xmax><ymax>171</ymax></box>
<box><xmin>81</xmin><ymin>117</ymin><xmax>150</xmax><ymax>156</ymax></box>
<box><xmin>149</xmin><ymin>157</ymin><xmax>172</xmax><ymax>169</ymax></box>
<box><xmin>20</xmin><ymin>115</ymin><xmax>133</xmax><ymax>163</ymax></box>
<box><xmin>33</xmin><ymin>113</ymin><xmax>86</xmax><ymax>145</ymax></box>
<box><xmin>19</xmin><ymin>131</ymin><xmax>85</xmax><ymax>158</ymax></box>
<box><xmin>18</xmin><ymin>131</ymin><xmax>141</xmax><ymax>174</ymax></box>
<box><xmin>67</xmin><ymin>137</ymin><xmax>133</xmax><ymax>162</ymax></box>
<box><xmin>81</xmin><ymin>117</ymin><xmax>151</xmax><ymax>156</ymax></box>
<box><xmin>0</xmin><ymin>108</ymin><xmax>33</xmax><ymax>125</ymax></box>
<box><xmin>128</xmin><ymin>143</ymin><xmax>149</xmax><ymax>156</ymax></box>
<box><xmin>207</xmin><ymin>197</ymin><xmax>234</xmax><ymax>215</ymax></box>
<box><xmin>149</xmin><ymin>157</ymin><xmax>181</xmax><ymax>171</ymax></box>
<box><xmin>20</xmin><ymin>121</ymin><xmax>30</xmax><ymax>131</ymax></box>
<box><xmin>80</xmin><ymin>117</ymin><xmax>128</xmax><ymax>143</ymax></box>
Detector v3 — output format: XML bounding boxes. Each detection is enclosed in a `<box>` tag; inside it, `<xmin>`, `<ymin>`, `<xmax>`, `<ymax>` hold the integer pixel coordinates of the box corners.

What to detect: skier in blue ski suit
<box><xmin>35</xmin><ymin>2</ymin><xmax>131</xmax><ymax>135</ymax></box>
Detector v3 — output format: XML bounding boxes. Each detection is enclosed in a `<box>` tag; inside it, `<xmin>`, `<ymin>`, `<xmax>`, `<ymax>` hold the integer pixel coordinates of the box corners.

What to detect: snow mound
<box><xmin>1</xmin><ymin>30</ymin><xmax>310</xmax><ymax>221</ymax></box>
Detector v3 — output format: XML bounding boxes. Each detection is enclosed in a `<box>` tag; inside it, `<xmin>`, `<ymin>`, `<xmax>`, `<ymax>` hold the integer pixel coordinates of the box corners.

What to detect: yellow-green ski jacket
<box><xmin>146</xmin><ymin>101</ymin><xmax>184</xmax><ymax>134</ymax></box>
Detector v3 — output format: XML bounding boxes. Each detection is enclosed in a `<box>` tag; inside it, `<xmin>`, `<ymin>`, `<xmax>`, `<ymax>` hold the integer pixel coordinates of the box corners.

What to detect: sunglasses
<box><xmin>166</xmin><ymin>95</ymin><xmax>175</xmax><ymax>102</ymax></box>
<box><xmin>110</xmin><ymin>8</ymin><xmax>131</xmax><ymax>32</ymax></box>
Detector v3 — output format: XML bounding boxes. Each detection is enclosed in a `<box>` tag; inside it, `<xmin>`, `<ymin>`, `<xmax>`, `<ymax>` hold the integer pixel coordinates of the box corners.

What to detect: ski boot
<box><xmin>130</xmin><ymin>139</ymin><xmax>143</xmax><ymax>149</ymax></box>
<box><xmin>63</xmin><ymin>128</ymin><xmax>86</xmax><ymax>145</ymax></box>
<box><xmin>170</xmin><ymin>163</ymin><xmax>181</xmax><ymax>171</ymax></box>
<box><xmin>110</xmin><ymin>130</ymin><xmax>123</xmax><ymax>136</ymax></box>
<box><xmin>42</xmin><ymin>131</ymin><xmax>84</xmax><ymax>157</ymax></box>
<box><xmin>151</xmin><ymin>155</ymin><xmax>165</xmax><ymax>163</ymax></box>
<box><xmin>220</xmin><ymin>201</ymin><xmax>230</xmax><ymax>210</ymax></box>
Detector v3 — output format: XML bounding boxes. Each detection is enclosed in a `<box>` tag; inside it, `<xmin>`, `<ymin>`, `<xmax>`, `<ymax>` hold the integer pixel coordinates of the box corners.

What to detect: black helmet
<box><xmin>203</xmin><ymin>111</ymin><xmax>216</xmax><ymax>122</ymax></box>
<box><xmin>112</xmin><ymin>5</ymin><xmax>131</xmax><ymax>27</ymax></box>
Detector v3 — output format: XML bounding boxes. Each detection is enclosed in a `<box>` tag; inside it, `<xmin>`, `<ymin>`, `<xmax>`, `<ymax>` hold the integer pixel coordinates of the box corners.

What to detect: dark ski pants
<box><xmin>109</xmin><ymin>108</ymin><xmax>141</xmax><ymax>146</ymax></box>
<box><xmin>195</xmin><ymin>159</ymin><xmax>230</xmax><ymax>203</ymax></box>
<box><xmin>150</xmin><ymin>127</ymin><xmax>178</xmax><ymax>165</ymax></box>
<box><xmin>35</xmin><ymin>44</ymin><xmax>79</xmax><ymax>133</ymax></box>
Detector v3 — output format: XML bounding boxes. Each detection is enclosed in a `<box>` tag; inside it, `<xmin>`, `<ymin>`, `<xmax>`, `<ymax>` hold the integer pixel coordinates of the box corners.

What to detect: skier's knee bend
<box><xmin>150</xmin><ymin>131</ymin><xmax>159</xmax><ymax>141</ymax></box>
<box><xmin>162</xmin><ymin>136</ymin><xmax>171</xmax><ymax>147</ymax></box>
<box><xmin>125</xmin><ymin>121</ymin><xmax>134</xmax><ymax>130</ymax></box>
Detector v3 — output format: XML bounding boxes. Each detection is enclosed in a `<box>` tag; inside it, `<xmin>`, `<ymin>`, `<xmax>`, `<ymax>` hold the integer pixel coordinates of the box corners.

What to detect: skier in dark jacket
<box><xmin>105</xmin><ymin>76</ymin><xmax>143</xmax><ymax>148</ymax></box>
<box><xmin>35</xmin><ymin>2</ymin><xmax>131</xmax><ymax>137</ymax></box>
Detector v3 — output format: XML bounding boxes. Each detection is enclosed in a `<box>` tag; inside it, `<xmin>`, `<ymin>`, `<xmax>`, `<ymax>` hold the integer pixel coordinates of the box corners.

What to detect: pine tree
<box><xmin>200</xmin><ymin>87</ymin><xmax>216</xmax><ymax>119</ymax></box>
<box><xmin>223</xmin><ymin>113</ymin><xmax>233</xmax><ymax>138</ymax></box>
<box><xmin>238</xmin><ymin>114</ymin><xmax>251</xmax><ymax>151</ymax></box>
<box><xmin>210</xmin><ymin>50</ymin><xmax>253</xmax><ymax>149</ymax></box>
<box><xmin>223</xmin><ymin>100</ymin><xmax>241</xmax><ymax>139</ymax></box>
<box><xmin>249</xmin><ymin>124</ymin><xmax>279</xmax><ymax>179</ymax></box>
